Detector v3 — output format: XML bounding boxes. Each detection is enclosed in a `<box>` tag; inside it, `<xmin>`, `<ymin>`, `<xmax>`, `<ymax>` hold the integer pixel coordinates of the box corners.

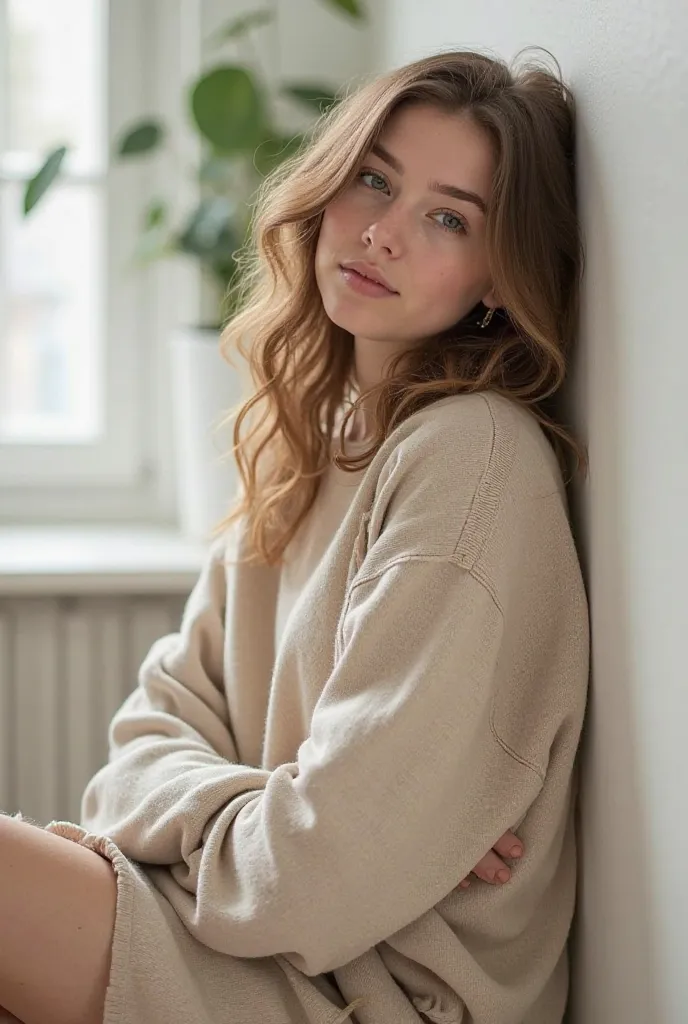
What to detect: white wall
<box><xmin>375</xmin><ymin>4</ymin><xmax>687</xmax><ymax>1022</ymax></box>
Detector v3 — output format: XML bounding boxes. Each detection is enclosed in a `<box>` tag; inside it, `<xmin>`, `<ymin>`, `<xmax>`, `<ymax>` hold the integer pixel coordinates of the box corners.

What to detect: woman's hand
<box><xmin>459</xmin><ymin>829</ymin><xmax>523</xmax><ymax>889</ymax></box>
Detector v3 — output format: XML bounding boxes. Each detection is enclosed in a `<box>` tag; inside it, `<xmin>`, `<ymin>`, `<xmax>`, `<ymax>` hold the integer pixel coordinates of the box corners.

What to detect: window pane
<box><xmin>6</xmin><ymin>0</ymin><xmax>105</xmax><ymax>173</ymax></box>
<box><xmin>0</xmin><ymin>181</ymin><xmax>103</xmax><ymax>442</ymax></box>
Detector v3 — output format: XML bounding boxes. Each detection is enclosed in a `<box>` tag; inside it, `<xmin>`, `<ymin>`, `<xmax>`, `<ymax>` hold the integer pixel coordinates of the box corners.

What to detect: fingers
<box><xmin>490</xmin><ymin>829</ymin><xmax>523</xmax><ymax>861</ymax></box>
<box><xmin>469</xmin><ymin>848</ymin><xmax>514</xmax><ymax>885</ymax></box>
<box><xmin>460</xmin><ymin>830</ymin><xmax>524</xmax><ymax>890</ymax></box>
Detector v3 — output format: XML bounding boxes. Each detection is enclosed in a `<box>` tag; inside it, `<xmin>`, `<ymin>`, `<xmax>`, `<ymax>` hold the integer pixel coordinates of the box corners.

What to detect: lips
<box><xmin>340</xmin><ymin>261</ymin><xmax>397</xmax><ymax>293</ymax></box>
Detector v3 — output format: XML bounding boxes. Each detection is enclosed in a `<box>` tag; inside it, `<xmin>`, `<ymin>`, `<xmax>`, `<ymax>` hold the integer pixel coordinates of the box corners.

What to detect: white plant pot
<box><xmin>170</xmin><ymin>325</ymin><xmax>245</xmax><ymax>541</ymax></box>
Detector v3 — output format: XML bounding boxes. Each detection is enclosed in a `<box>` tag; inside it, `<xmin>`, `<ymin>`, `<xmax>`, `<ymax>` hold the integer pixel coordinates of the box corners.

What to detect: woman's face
<box><xmin>315</xmin><ymin>103</ymin><xmax>499</xmax><ymax>348</ymax></box>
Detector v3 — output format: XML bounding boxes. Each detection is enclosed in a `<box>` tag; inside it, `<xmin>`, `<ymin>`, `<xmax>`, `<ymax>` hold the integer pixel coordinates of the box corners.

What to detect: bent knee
<box><xmin>0</xmin><ymin>812</ymin><xmax>117</xmax><ymax>1024</ymax></box>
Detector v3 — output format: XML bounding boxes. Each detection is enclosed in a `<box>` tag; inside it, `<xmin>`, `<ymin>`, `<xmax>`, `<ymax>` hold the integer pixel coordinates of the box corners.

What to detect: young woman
<box><xmin>0</xmin><ymin>47</ymin><xmax>589</xmax><ymax>1024</ymax></box>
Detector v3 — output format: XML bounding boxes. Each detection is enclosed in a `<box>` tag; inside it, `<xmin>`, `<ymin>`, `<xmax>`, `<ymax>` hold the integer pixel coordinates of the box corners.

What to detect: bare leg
<box><xmin>0</xmin><ymin>814</ymin><xmax>117</xmax><ymax>1024</ymax></box>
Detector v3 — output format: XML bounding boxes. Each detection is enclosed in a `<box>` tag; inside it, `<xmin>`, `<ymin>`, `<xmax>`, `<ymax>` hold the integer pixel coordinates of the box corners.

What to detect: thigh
<box><xmin>0</xmin><ymin>813</ymin><xmax>117</xmax><ymax>1024</ymax></box>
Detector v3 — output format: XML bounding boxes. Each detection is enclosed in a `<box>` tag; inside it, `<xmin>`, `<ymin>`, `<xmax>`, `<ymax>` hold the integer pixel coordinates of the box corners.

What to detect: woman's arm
<box><xmin>134</xmin><ymin>556</ymin><xmax>542</xmax><ymax>975</ymax></box>
<box><xmin>81</xmin><ymin>534</ymin><xmax>523</xmax><ymax>891</ymax></box>
<box><xmin>79</xmin><ymin>536</ymin><xmax>273</xmax><ymax>864</ymax></box>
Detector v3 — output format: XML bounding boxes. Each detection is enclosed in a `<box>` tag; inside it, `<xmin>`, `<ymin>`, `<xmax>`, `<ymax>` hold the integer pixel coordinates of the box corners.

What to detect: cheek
<box><xmin>319</xmin><ymin>197</ymin><xmax>357</xmax><ymax>251</ymax></box>
<box><xmin>412</xmin><ymin>255</ymin><xmax>467</xmax><ymax>320</ymax></box>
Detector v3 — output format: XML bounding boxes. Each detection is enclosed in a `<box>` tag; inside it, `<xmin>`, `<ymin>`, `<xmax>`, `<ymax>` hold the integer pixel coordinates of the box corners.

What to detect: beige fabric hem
<box><xmin>7</xmin><ymin>813</ymin><xmax>361</xmax><ymax>1024</ymax></box>
<box><xmin>41</xmin><ymin>819</ymin><xmax>136</xmax><ymax>1024</ymax></box>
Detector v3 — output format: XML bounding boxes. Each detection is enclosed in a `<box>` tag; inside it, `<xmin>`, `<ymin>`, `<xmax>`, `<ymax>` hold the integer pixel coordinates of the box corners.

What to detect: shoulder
<box><xmin>361</xmin><ymin>391</ymin><xmax>570</xmax><ymax>570</ymax></box>
<box><xmin>392</xmin><ymin>390</ymin><xmax>558</xmax><ymax>485</ymax></box>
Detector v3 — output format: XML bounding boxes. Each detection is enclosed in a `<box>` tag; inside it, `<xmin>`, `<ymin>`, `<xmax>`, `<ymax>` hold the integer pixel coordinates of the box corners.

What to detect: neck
<box><xmin>345</xmin><ymin>378</ymin><xmax>377</xmax><ymax>444</ymax></box>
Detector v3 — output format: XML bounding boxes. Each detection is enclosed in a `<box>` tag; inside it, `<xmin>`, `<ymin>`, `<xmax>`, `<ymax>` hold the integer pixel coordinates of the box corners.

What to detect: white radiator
<box><xmin>0</xmin><ymin>593</ymin><xmax>186</xmax><ymax>825</ymax></box>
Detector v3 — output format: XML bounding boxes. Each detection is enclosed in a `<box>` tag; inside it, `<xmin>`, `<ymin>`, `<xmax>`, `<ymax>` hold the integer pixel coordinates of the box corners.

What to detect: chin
<box><xmin>321</xmin><ymin>291</ymin><xmax>386</xmax><ymax>334</ymax></box>
<box><xmin>326</xmin><ymin>307</ymin><xmax>394</xmax><ymax>341</ymax></box>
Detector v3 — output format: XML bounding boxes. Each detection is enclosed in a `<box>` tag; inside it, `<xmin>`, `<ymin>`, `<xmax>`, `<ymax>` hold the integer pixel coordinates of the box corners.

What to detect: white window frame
<box><xmin>0</xmin><ymin>0</ymin><xmax>202</xmax><ymax>525</ymax></box>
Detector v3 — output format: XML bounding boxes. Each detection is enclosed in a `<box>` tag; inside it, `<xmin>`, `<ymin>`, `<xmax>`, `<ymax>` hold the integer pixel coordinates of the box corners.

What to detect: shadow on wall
<box><xmin>560</xmin><ymin>112</ymin><xmax>661</xmax><ymax>1023</ymax></box>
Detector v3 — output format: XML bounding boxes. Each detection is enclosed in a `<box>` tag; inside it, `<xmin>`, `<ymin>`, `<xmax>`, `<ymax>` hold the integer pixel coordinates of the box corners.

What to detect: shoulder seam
<box><xmin>452</xmin><ymin>393</ymin><xmax>519</xmax><ymax>572</ymax></box>
<box><xmin>345</xmin><ymin>553</ymin><xmax>504</xmax><ymax>616</ymax></box>
<box><xmin>345</xmin><ymin>552</ymin><xmax>461</xmax><ymax>595</ymax></box>
<box><xmin>341</xmin><ymin>553</ymin><xmax>545</xmax><ymax>782</ymax></box>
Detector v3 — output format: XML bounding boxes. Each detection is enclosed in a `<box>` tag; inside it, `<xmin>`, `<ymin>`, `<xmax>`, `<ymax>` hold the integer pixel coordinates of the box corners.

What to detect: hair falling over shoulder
<box><xmin>212</xmin><ymin>46</ymin><xmax>587</xmax><ymax>567</ymax></box>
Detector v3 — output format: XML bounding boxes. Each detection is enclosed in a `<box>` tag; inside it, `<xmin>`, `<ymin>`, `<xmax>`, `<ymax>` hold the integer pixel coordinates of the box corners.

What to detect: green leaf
<box><xmin>116</xmin><ymin>120</ymin><xmax>164</xmax><ymax>157</ymax></box>
<box><xmin>318</xmin><ymin>0</ymin><xmax>365</xmax><ymax>19</ymax></box>
<box><xmin>130</xmin><ymin>200</ymin><xmax>172</xmax><ymax>266</ymax></box>
<box><xmin>23</xmin><ymin>146</ymin><xmax>68</xmax><ymax>215</ymax></box>
<box><xmin>208</xmin><ymin>9</ymin><xmax>274</xmax><ymax>46</ymax></box>
<box><xmin>281</xmin><ymin>83</ymin><xmax>339</xmax><ymax>115</ymax></box>
<box><xmin>218</xmin><ymin>215</ymin><xmax>256</xmax><ymax>305</ymax></box>
<box><xmin>252</xmin><ymin>132</ymin><xmax>305</xmax><ymax>176</ymax></box>
<box><xmin>175</xmin><ymin>196</ymin><xmax>242</xmax><ymax>261</ymax></box>
<box><xmin>191</xmin><ymin>66</ymin><xmax>265</xmax><ymax>153</ymax></box>
<box><xmin>143</xmin><ymin>199</ymin><xmax>167</xmax><ymax>229</ymax></box>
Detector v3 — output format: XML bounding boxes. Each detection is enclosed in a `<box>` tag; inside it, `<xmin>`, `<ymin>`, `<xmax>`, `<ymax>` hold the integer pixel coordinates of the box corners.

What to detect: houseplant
<box><xmin>22</xmin><ymin>0</ymin><xmax>366</xmax><ymax>538</ymax></box>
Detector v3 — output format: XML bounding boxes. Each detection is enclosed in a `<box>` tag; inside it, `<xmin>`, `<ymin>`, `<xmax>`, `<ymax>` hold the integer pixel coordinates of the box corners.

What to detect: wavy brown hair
<box><xmin>213</xmin><ymin>45</ymin><xmax>586</xmax><ymax>566</ymax></box>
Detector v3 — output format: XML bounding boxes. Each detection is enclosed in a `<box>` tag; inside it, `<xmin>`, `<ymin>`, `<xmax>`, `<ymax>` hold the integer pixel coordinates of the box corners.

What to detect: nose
<box><xmin>362</xmin><ymin>207</ymin><xmax>405</xmax><ymax>257</ymax></box>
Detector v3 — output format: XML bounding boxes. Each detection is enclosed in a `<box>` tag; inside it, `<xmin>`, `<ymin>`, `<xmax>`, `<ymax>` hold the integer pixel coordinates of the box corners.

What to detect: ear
<box><xmin>481</xmin><ymin>285</ymin><xmax>500</xmax><ymax>309</ymax></box>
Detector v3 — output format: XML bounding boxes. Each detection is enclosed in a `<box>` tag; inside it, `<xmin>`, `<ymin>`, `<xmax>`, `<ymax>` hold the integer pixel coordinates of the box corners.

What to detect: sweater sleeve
<box><xmin>80</xmin><ymin>534</ymin><xmax>272</xmax><ymax>865</ymax></box>
<box><xmin>140</xmin><ymin>556</ymin><xmax>544</xmax><ymax>975</ymax></box>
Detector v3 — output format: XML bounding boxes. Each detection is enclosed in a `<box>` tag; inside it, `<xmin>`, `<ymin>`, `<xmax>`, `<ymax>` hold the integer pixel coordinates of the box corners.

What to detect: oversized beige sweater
<box><xmin>63</xmin><ymin>391</ymin><xmax>589</xmax><ymax>1024</ymax></box>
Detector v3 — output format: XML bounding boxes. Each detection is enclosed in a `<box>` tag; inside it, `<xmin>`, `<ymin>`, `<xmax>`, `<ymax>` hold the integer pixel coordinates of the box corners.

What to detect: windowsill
<box><xmin>0</xmin><ymin>525</ymin><xmax>208</xmax><ymax>596</ymax></box>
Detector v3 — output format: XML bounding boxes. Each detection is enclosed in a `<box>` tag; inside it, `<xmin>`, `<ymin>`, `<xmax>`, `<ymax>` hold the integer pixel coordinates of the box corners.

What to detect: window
<box><xmin>0</xmin><ymin>0</ymin><xmax>183</xmax><ymax>523</ymax></box>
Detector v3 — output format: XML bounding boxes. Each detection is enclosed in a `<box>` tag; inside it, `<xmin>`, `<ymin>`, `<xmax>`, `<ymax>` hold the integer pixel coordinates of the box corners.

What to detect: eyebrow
<box><xmin>370</xmin><ymin>142</ymin><xmax>488</xmax><ymax>215</ymax></box>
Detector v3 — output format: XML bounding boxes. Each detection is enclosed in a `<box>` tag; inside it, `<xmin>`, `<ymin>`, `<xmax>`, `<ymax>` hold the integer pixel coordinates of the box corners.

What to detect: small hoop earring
<box><xmin>479</xmin><ymin>306</ymin><xmax>496</xmax><ymax>329</ymax></box>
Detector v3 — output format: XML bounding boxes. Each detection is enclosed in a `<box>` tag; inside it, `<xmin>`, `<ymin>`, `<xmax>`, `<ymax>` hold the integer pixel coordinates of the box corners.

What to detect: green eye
<box><xmin>359</xmin><ymin>170</ymin><xmax>388</xmax><ymax>192</ymax></box>
<box><xmin>433</xmin><ymin>210</ymin><xmax>468</xmax><ymax>234</ymax></box>
<box><xmin>357</xmin><ymin>169</ymin><xmax>468</xmax><ymax>235</ymax></box>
